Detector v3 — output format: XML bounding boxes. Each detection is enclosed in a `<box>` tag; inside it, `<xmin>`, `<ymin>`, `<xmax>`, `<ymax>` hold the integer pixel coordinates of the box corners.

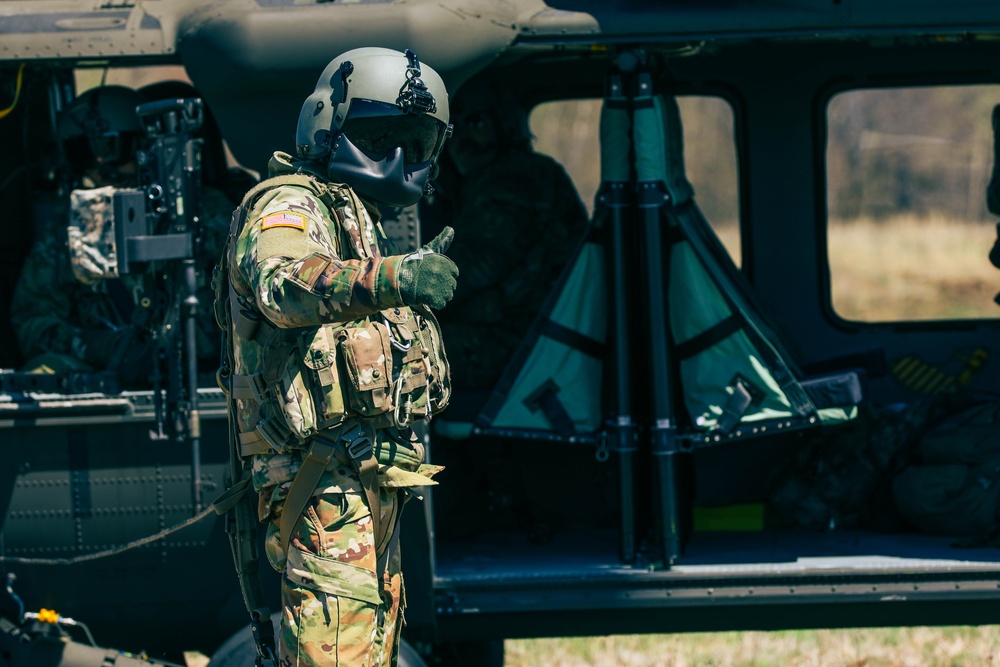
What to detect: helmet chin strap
<box><xmin>326</xmin><ymin>133</ymin><xmax>432</xmax><ymax>208</ymax></box>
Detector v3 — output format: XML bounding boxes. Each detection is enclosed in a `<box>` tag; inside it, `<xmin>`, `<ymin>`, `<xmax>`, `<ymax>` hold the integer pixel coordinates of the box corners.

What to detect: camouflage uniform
<box><xmin>228</xmin><ymin>151</ymin><xmax>443</xmax><ymax>666</ymax></box>
<box><xmin>424</xmin><ymin>148</ymin><xmax>588</xmax><ymax>391</ymax></box>
<box><xmin>10</xmin><ymin>185</ymin><xmax>233</xmax><ymax>379</ymax></box>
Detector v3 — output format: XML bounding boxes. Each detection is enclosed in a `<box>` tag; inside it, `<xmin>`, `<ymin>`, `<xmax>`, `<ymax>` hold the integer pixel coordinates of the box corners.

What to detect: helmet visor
<box><xmin>342</xmin><ymin>100</ymin><xmax>446</xmax><ymax>164</ymax></box>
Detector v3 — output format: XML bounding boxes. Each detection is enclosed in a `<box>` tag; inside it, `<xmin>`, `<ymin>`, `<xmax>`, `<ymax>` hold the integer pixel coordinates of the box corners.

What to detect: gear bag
<box><xmin>892</xmin><ymin>399</ymin><xmax>1000</xmax><ymax>538</ymax></box>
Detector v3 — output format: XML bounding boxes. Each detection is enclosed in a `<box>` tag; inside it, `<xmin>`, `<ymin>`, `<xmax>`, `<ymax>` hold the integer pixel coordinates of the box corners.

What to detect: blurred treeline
<box><xmin>532</xmin><ymin>85</ymin><xmax>1000</xmax><ymax>227</ymax></box>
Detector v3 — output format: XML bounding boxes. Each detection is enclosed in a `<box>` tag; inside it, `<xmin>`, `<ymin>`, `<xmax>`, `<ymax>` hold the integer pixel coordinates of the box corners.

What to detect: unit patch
<box><xmin>261</xmin><ymin>211</ymin><xmax>306</xmax><ymax>231</ymax></box>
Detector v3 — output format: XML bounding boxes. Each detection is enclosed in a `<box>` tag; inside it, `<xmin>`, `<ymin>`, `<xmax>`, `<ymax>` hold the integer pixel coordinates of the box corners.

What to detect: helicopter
<box><xmin>3</xmin><ymin>1</ymin><xmax>1000</xmax><ymax>665</ymax></box>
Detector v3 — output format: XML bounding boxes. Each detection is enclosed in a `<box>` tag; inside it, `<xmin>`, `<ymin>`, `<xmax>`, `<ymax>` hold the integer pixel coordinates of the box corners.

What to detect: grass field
<box><xmin>710</xmin><ymin>215</ymin><xmax>1000</xmax><ymax>322</ymax></box>
<box><xmin>828</xmin><ymin>215</ymin><xmax>999</xmax><ymax>322</ymax></box>
<box><xmin>505</xmin><ymin>626</ymin><xmax>1000</xmax><ymax>666</ymax></box>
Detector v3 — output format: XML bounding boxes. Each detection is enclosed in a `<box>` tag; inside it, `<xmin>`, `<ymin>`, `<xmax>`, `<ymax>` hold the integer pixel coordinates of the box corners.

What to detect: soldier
<box><xmin>217</xmin><ymin>47</ymin><xmax>456</xmax><ymax>665</ymax></box>
<box><xmin>11</xmin><ymin>85</ymin><xmax>148</xmax><ymax>379</ymax></box>
<box><xmin>421</xmin><ymin>73</ymin><xmax>588</xmax><ymax>395</ymax></box>
<box><xmin>10</xmin><ymin>84</ymin><xmax>237</xmax><ymax>384</ymax></box>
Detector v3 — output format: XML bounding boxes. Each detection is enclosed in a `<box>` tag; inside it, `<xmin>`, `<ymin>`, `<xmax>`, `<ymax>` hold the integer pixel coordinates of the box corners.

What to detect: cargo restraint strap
<box><xmin>0</xmin><ymin>506</ymin><xmax>216</xmax><ymax>566</ymax></box>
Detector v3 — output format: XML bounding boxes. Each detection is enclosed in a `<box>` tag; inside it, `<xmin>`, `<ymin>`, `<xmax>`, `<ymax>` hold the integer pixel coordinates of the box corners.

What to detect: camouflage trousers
<box><xmin>272</xmin><ymin>486</ymin><xmax>405</xmax><ymax>667</ymax></box>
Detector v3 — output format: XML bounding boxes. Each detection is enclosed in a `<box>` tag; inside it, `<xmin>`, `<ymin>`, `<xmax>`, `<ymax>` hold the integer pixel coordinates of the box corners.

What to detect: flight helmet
<box><xmin>59</xmin><ymin>85</ymin><xmax>143</xmax><ymax>180</ymax></box>
<box><xmin>296</xmin><ymin>47</ymin><xmax>451</xmax><ymax>207</ymax></box>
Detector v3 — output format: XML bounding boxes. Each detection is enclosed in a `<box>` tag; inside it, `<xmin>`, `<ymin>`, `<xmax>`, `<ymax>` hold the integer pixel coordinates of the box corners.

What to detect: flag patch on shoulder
<box><xmin>261</xmin><ymin>212</ymin><xmax>306</xmax><ymax>231</ymax></box>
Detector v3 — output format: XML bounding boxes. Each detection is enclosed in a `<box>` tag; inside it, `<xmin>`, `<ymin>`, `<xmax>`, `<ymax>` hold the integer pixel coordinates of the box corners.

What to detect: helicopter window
<box><xmin>826</xmin><ymin>84</ymin><xmax>1000</xmax><ymax>322</ymax></box>
<box><xmin>530</xmin><ymin>95</ymin><xmax>741</xmax><ymax>266</ymax></box>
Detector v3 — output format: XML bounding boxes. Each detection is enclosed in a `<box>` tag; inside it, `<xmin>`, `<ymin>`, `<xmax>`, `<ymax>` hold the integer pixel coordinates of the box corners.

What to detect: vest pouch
<box><xmin>298</xmin><ymin>325</ymin><xmax>347</xmax><ymax>430</ymax></box>
<box><xmin>338</xmin><ymin>321</ymin><xmax>394</xmax><ymax>417</ymax></box>
<box><xmin>412</xmin><ymin>305</ymin><xmax>452</xmax><ymax>416</ymax></box>
<box><xmin>382</xmin><ymin>307</ymin><xmax>431</xmax><ymax>423</ymax></box>
<box><xmin>271</xmin><ymin>342</ymin><xmax>321</xmax><ymax>442</ymax></box>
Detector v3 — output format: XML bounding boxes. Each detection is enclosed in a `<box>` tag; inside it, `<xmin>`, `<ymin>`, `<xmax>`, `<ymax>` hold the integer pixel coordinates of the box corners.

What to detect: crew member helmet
<box><xmin>59</xmin><ymin>85</ymin><xmax>143</xmax><ymax>177</ymax></box>
<box><xmin>295</xmin><ymin>47</ymin><xmax>451</xmax><ymax>207</ymax></box>
<box><xmin>451</xmin><ymin>74</ymin><xmax>531</xmax><ymax>150</ymax></box>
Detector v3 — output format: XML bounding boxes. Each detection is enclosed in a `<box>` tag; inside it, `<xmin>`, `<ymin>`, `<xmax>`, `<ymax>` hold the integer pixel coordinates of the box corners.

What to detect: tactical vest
<box><xmin>216</xmin><ymin>173</ymin><xmax>451</xmax><ymax>453</ymax></box>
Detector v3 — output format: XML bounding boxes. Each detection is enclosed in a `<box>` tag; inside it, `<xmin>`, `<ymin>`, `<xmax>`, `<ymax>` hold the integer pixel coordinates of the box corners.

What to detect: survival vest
<box><xmin>216</xmin><ymin>173</ymin><xmax>451</xmax><ymax>454</ymax></box>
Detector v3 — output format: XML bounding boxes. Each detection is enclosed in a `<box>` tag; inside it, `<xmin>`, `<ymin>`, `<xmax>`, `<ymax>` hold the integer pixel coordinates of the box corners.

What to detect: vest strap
<box><xmin>279</xmin><ymin>421</ymin><xmax>381</xmax><ymax>559</ymax></box>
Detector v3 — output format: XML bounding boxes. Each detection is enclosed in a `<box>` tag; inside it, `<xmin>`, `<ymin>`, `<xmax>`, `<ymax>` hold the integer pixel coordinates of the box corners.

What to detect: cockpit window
<box><xmin>530</xmin><ymin>95</ymin><xmax>741</xmax><ymax>266</ymax></box>
<box><xmin>826</xmin><ymin>85</ymin><xmax>1000</xmax><ymax>322</ymax></box>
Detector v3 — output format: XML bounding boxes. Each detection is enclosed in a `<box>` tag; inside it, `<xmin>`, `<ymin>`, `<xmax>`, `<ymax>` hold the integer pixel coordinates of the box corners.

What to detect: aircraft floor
<box><xmin>435</xmin><ymin>528</ymin><xmax>1000</xmax><ymax>585</ymax></box>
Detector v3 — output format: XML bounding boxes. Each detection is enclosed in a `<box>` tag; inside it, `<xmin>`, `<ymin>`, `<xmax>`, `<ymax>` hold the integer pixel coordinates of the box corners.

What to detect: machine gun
<box><xmin>111</xmin><ymin>98</ymin><xmax>205</xmax><ymax>511</ymax></box>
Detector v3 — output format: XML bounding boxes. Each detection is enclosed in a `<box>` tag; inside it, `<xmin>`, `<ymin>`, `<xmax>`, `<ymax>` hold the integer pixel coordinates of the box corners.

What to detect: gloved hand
<box><xmin>83</xmin><ymin>328</ymin><xmax>128</xmax><ymax>367</ymax></box>
<box><xmin>397</xmin><ymin>227</ymin><xmax>459</xmax><ymax>310</ymax></box>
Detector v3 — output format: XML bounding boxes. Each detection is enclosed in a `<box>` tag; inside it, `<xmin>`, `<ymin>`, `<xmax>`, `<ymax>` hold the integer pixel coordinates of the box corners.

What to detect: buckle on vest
<box><xmin>343</xmin><ymin>423</ymin><xmax>374</xmax><ymax>461</ymax></box>
<box><xmin>230</xmin><ymin>373</ymin><xmax>268</xmax><ymax>404</ymax></box>
<box><xmin>256</xmin><ymin>417</ymin><xmax>292</xmax><ymax>452</ymax></box>
<box><xmin>250</xmin><ymin>374</ymin><xmax>268</xmax><ymax>404</ymax></box>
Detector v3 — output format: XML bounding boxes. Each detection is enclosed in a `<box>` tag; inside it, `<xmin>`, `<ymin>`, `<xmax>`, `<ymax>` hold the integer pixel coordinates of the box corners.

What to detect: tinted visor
<box><xmin>342</xmin><ymin>99</ymin><xmax>445</xmax><ymax>164</ymax></box>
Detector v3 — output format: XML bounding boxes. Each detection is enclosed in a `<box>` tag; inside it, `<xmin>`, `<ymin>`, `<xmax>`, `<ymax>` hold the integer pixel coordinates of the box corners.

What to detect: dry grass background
<box><xmin>828</xmin><ymin>216</ymin><xmax>999</xmax><ymax>321</ymax></box>
<box><xmin>505</xmin><ymin>626</ymin><xmax>1000</xmax><ymax>666</ymax></box>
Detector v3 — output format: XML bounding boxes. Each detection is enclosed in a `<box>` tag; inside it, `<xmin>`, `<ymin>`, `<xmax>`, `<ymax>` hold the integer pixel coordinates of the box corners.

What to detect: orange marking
<box><xmin>261</xmin><ymin>211</ymin><xmax>306</xmax><ymax>231</ymax></box>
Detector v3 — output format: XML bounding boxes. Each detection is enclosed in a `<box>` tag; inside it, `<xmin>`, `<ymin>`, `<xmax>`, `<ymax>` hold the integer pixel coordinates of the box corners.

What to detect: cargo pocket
<box><xmin>339</xmin><ymin>321</ymin><xmax>394</xmax><ymax>417</ymax></box>
<box><xmin>300</xmin><ymin>326</ymin><xmax>346</xmax><ymax>430</ymax></box>
<box><xmin>282</xmin><ymin>546</ymin><xmax>383</xmax><ymax>666</ymax></box>
<box><xmin>273</xmin><ymin>345</ymin><xmax>319</xmax><ymax>440</ymax></box>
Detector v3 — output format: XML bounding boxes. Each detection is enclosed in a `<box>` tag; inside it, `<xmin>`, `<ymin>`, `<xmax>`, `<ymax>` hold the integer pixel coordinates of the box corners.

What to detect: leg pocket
<box><xmin>281</xmin><ymin>546</ymin><xmax>384</xmax><ymax>666</ymax></box>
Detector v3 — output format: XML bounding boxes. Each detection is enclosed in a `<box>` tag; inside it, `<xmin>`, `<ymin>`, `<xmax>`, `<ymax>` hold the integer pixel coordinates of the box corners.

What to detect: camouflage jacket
<box><xmin>422</xmin><ymin>148</ymin><xmax>589</xmax><ymax>391</ymax></box>
<box><xmin>228</xmin><ymin>151</ymin><xmax>441</xmax><ymax>512</ymax></box>
<box><xmin>11</xmin><ymin>185</ymin><xmax>233</xmax><ymax>374</ymax></box>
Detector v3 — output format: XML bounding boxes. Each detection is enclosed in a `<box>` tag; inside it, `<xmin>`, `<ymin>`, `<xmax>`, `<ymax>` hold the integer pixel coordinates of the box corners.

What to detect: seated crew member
<box><xmin>10</xmin><ymin>84</ymin><xmax>246</xmax><ymax>386</ymax></box>
<box><xmin>421</xmin><ymin>74</ymin><xmax>589</xmax><ymax>398</ymax></box>
<box><xmin>419</xmin><ymin>75</ymin><xmax>590</xmax><ymax>543</ymax></box>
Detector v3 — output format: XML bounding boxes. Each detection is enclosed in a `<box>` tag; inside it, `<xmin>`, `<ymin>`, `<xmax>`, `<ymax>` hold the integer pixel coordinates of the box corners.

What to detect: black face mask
<box><xmin>64</xmin><ymin>132</ymin><xmax>138</xmax><ymax>187</ymax></box>
<box><xmin>326</xmin><ymin>131</ymin><xmax>435</xmax><ymax>208</ymax></box>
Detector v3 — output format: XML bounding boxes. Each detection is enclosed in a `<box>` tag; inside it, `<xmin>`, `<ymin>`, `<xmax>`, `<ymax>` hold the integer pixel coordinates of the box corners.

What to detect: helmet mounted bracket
<box><xmin>397</xmin><ymin>49</ymin><xmax>437</xmax><ymax>116</ymax></box>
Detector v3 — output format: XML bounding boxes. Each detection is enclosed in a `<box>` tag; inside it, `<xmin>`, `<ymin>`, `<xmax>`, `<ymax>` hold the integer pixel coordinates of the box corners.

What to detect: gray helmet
<box><xmin>59</xmin><ymin>85</ymin><xmax>143</xmax><ymax>175</ymax></box>
<box><xmin>296</xmin><ymin>47</ymin><xmax>451</xmax><ymax>207</ymax></box>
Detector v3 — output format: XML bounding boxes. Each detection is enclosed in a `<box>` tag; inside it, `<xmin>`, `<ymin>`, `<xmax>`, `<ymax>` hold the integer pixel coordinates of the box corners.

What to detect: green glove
<box><xmin>398</xmin><ymin>228</ymin><xmax>459</xmax><ymax>310</ymax></box>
